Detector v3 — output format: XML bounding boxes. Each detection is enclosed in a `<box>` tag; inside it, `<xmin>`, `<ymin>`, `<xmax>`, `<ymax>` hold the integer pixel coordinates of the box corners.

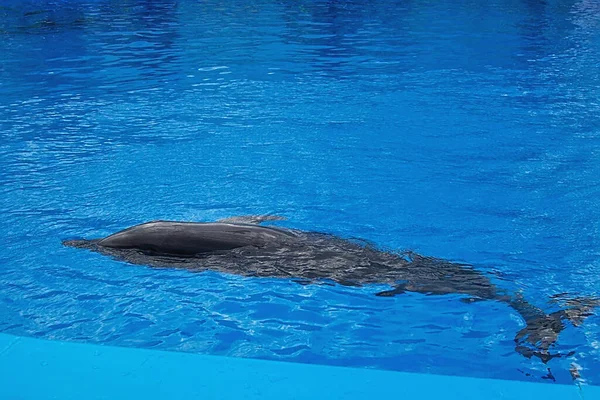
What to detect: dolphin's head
<box><xmin>62</xmin><ymin>239</ymin><xmax>99</xmax><ymax>249</ymax></box>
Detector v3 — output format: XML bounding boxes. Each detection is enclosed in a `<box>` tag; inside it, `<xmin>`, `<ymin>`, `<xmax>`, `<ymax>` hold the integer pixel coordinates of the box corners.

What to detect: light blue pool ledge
<box><xmin>0</xmin><ymin>333</ymin><xmax>597</xmax><ymax>400</ymax></box>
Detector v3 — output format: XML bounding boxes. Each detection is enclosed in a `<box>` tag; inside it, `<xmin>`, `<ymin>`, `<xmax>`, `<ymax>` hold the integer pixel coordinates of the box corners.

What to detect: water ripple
<box><xmin>1</xmin><ymin>0</ymin><xmax>600</xmax><ymax>386</ymax></box>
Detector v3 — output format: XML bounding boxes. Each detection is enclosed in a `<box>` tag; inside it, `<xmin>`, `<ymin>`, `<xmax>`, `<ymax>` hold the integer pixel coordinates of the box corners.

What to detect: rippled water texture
<box><xmin>1</xmin><ymin>0</ymin><xmax>600</xmax><ymax>385</ymax></box>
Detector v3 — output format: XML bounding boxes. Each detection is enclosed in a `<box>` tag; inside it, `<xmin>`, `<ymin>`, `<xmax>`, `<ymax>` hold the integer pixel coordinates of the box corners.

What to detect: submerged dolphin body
<box><xmin>63</xmin><ymin>215</ymin><xmax>598</xmax><ymax>364</ymax></box>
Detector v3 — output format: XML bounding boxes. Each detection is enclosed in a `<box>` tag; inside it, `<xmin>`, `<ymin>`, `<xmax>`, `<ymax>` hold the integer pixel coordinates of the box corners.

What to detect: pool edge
<box><xmin>0</xmin><ymin>333</ymin><xmax>597</xmax><ymax>400</ymax></box>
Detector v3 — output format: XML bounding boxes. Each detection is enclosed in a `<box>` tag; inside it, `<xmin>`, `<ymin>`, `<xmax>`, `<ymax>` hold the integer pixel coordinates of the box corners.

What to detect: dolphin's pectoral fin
<box><xmin>375</xmin><ymin>283</ymin><xmax>407</xmax><ymax>297</ymax></box>
<box><xmin>216</xmin><ymin>215</ymin><xmax>287</xmax><ymax>224</ymax></box>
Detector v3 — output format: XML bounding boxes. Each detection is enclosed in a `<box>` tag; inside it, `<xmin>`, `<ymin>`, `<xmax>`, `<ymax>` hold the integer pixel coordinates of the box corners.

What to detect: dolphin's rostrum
<box><xmin>63</xmin><ymin>215</ymin><xmax>598</xmax><ymax>365</ymax></box>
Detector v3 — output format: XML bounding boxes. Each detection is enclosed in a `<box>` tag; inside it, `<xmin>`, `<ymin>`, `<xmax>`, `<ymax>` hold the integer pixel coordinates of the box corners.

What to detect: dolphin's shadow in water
<box><xmin>63</xmin><ymin>215</ymin><xmax>599</xmax><ymax>367</ymax></box>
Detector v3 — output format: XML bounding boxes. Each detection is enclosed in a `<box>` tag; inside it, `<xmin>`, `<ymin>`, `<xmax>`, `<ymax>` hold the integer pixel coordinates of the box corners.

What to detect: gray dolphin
<box><xmin>63</xmin><ymin>215</ymin><xmax>598</xmax><ymax>365</ymax></box>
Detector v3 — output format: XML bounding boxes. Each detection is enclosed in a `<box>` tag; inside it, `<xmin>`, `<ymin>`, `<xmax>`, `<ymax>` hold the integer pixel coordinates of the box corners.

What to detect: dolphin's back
<box><xmin>97</xmin><ymin>220</ymin><xmax>297</xmax><ymax>256</ymax></box>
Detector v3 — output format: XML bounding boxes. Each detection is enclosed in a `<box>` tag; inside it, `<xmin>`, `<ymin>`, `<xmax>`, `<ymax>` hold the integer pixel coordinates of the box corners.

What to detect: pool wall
<box><xmin>0</xmin><ymin>333</ymin><xmax>597</xmax><ymax>400</ymax></box>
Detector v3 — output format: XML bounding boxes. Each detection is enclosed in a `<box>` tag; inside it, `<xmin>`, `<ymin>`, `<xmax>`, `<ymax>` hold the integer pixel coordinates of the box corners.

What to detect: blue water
<box><xmin>1</xmin><ymin>0</ymin><xmax>599</xmax><ymax>386</ymax></box>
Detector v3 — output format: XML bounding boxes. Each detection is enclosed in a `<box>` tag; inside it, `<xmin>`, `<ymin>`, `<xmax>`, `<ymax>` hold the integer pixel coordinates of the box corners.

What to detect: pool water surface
<box><xmin>1</xmin><ymin>0</ymin><xmax>600</xmax><ymax>386</ymax></box>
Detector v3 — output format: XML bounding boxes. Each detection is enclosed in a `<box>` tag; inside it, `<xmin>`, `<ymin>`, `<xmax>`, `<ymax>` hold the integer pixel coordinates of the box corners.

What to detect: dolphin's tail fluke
<box><xmin>508</xmin><ymin>294</ymin><xmax>599</xmax><ymax>363</ymax></box>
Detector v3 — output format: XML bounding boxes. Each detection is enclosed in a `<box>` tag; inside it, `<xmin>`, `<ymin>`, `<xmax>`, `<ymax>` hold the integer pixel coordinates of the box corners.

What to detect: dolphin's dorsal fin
<box><xmin>216</xmin><ymin>215</ymin><xmax>287</xmax><ymax>225</ymax></box>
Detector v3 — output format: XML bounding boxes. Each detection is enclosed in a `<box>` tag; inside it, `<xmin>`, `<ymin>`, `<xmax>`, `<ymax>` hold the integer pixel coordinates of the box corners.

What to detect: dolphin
<box><xmin>63</xmin><ymin>215</ymin><xmax>598</xmax><ymax>365</ymax></box>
